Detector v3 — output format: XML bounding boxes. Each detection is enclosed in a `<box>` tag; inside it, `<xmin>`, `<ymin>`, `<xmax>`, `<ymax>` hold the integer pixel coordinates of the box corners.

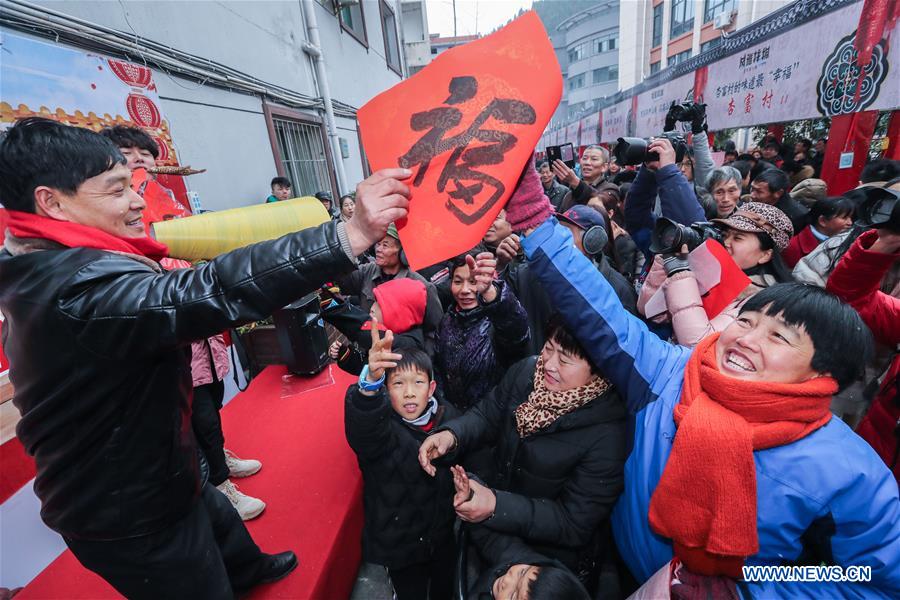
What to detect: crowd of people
<box><xmin>0</xmin><ymin>109</ymin><xmax>898</xmax><ymax>600</ymax></box>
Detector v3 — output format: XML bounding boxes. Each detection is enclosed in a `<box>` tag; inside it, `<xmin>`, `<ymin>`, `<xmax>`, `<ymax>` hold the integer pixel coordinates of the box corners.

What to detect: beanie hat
<box><xmin>386</xmin><ymin>223</ymin><xmax>401</xmax><ymax>243</ymax></box>
<box><xmin>372</xmin><ymin>278</ymin><xmax>426</xmax><ymax>334</ymax></box>
<box><xmin>790</xmin><ymin>178</ymin><xmax>827</xmax><ymax>207</ymax></box>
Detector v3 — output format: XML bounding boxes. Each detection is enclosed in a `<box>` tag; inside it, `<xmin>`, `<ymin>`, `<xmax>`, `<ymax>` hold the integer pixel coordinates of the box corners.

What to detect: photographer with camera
<box><xmin>621</xmin><ymin>134</ymin><xmax>706</xmax><ymax>261</ymax></box>
<box><xmin>636</xmin><ymin>203</ymin><xmax>795</xmax><ymax>348</ymax></box>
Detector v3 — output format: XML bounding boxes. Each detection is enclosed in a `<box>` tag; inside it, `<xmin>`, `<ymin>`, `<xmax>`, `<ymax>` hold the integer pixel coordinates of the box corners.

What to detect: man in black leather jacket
<box><xmin>0</xmin><ymin>118</ymin><xmax>411</xmax><ymax>599</ymax></box>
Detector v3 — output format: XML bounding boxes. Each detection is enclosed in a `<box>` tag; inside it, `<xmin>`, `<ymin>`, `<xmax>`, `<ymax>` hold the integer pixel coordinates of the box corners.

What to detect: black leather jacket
<box><xmin>0</xmin><ymin>222</ymin><xmax>354</xmax><ymax>541</ymax></box>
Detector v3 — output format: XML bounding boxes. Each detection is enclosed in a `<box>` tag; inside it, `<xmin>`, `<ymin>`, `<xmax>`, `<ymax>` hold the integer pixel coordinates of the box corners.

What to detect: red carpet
<box><xmin>19</xmin><ymin>365</ymin><xmax>364</xmax><ymax>599</ymax></box>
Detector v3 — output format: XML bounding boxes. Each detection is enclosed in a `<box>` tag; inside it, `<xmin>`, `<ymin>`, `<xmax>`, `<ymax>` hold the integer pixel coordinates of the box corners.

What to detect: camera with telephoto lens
<box><xmin>613</xmin><ymin>131</ymin><xmax>688</xmax><ymax>166</ymax></box>
<box><xmin>857</xmin><ymin>187</ymin><xmax>900</xmax><ymax>232</ymax></box>
<box><xmin>649</xmin><ymin>217</ymin><xmax>724</xmax><ymax>255</ymax></box>
<box><xmin>664</xmin><ymin>101</ymin><xmax>706</xmax><ymax>132</ymax></box>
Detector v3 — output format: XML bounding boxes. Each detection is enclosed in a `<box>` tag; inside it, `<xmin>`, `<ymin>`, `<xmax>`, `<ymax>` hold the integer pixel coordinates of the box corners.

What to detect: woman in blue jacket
<box><xmin>499</xmin><ymin>167</ymin><xmax>900</xmax><ymax>599</ymax></box>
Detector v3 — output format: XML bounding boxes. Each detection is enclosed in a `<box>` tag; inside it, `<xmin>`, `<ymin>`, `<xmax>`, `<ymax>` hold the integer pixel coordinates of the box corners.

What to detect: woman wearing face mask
<box><xmin>493</xmin><ymin>168</ymin><xmax>898</xmax><ymax>599</ymax></box>
<box><xmin>706</xmin><ymin>166</ymin><xmax>743</xmax><ymax>219</ymax></box>
<box><xmin>433</xmin><ymin>252</ymin><xmax>530</xmax><ymax>411</ymax></box>
<box><xmin>420</xmin><ymin>316</ymin><xmax>626</xmax><ymax>588</ymax></box>
<box><xmin>637</xmin><ymin>202</ymin><xmax>795</xmax><ymax>348</ymax></box>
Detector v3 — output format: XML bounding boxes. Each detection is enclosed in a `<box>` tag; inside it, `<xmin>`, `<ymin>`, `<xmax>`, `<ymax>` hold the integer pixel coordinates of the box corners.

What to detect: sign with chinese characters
<box><xmin>565</xmin><ymin>121</ymin><xmax>581</xmax><ymax>147</ymax></box>
<box><xmin>633</xmin><ymin>74</ymin><xmax>694</xmax><ymax>138</ymax></box>
<box><xmin>580</xmin><ymin>111</ymin><xmax>601</xmax><ymax>146</ymax></box>
<box><xmin>705</xmin><ymin>2</ymin><xmax>898</xmax><ymax>127</ymax></box>
<box><xmin>358</xmin><ymin>12</ymin><xmax>561</xmax><ymax>269</ymax></box>
<box><xmin>600</xmin><ymin>99</ymin><xmax>631</xmax><ymax>143</ymax></box>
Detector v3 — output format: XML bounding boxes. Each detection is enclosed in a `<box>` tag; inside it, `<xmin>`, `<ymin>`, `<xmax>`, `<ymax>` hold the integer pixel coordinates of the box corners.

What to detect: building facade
<box><xmin>401</xmin><ymin>0</ymin><xmax>431</xmax><ymax>76</ymax></box>
<box><xmin>557</xmin><ymin>0</ymin><xmax>621</xmax><ymax>123</ymax></box>
<box><xmin>1</xmin><ymin>0</ymin><xmax>424</xmax><ymax>213</ymax></box>
<box><xmin>618</xmin><ymin>0</ymin><xmax>794</xmax><ymax>90</ymax></box>
<box><xmin>428</xmin><ymin>33</ymin><xmax>481</xmax><ymax>59</ymax></box>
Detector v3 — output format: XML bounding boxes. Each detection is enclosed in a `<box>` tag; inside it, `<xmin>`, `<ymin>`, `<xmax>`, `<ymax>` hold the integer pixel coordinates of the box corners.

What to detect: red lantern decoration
<box><xmin>153</xmin><ymin>136</ymin><xmax>170</xmax><ymax>162</ymax></box>
<box><xmin>107</xmin><ymin>59</ymin><xmax>153</xmax><ymax>88</ymax></box>
<box><xmin>126</xmin><ymin>93</ymin><xmax>161</xmax><ymax>128</ymax></box>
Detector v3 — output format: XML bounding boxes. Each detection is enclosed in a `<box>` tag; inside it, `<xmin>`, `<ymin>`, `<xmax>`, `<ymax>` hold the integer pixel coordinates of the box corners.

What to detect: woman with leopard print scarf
<box><xmin>419</xmin><ymin>316</ymin><xmax>627</xmax><ymax>592</ymax></box>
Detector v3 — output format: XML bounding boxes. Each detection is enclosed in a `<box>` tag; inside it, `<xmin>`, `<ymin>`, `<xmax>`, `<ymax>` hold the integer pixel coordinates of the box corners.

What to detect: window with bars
<box><xmin>652</xmin><ymin>5</ymin><xmax>663</xmax><ymax>47</ymax></box>
<box><xmin>670</xmin><ymin>0</ymin><xmax>695</xmax><ymax>38</ymax></box>
<box><xmin>379</xmin><ymin>0</ymin><xmax>402</xmax><ymax>74</ymax></box>
<box><xmin>272</xmin><ymin>117</ymin><xmax>333</xmax><ymax>198</ymax></box>
<box><xmin>704</xmin><ymin>0</ymin><xmax>736</xmax><ymax>23</ymax></box>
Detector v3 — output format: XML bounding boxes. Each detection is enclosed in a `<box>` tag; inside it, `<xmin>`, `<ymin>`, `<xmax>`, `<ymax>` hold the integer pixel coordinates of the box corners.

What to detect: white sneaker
<box><xmin>217</xmin><ymin>480</ymin><xmax>266</xmax><ymax>521</ymax></box>
<box><xmin>225</xmin><ymin>448</ymin><xmax>262</xmax><ymax>478</ymax></box>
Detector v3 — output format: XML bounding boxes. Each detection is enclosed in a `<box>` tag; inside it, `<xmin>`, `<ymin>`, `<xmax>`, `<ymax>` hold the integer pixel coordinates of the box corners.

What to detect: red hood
<box><xmin>373</xmin><ymin>278</ymin><xmax>426</xmax><ymax>333</ymax></box>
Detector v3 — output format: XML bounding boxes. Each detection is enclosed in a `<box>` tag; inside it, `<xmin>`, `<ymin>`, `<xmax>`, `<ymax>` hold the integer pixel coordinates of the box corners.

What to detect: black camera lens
<box><xmin>650</xmin><ymin>218</ymin><xmax>723</xmax><ymax>254</ymax></box>
<box><xmin>614</xmin><ymin>137</ymin><xmax>649</xmax><ymax>166</ymax></box>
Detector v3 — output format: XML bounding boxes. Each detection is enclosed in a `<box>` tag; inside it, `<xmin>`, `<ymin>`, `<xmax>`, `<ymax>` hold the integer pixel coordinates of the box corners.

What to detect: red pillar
<box><xmin>766</xmin><ymin>124</ymin><xmax>785</xmax><ymax>143</ymax></box>
<box><xmin>820</xmin><ymin>110</ymin><xmax>880</xmax><ymax>195</ymax></box>
<box><xmin>886</xmin><ymin>110</ymin><xmax>900</xmax><ymax>161</ymax></box>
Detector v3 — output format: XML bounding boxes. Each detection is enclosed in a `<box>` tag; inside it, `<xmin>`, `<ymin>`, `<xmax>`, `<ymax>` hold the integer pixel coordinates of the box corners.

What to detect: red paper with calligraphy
<box><xmin>358</xmin><ymin>11</ymin><xmax>561</xmax><ymax>270</ymax></box>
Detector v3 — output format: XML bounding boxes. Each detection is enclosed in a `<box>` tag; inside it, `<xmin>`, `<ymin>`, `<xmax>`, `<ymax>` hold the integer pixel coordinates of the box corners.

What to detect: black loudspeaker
<box><xmin>273</xmin><ymin>292</ymin><xmax>330</xmax><ymax>376</ymax></box>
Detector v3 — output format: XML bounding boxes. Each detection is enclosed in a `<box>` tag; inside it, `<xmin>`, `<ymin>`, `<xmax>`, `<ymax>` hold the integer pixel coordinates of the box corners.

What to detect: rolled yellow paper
<box><xmin>152</xmin><ymin>196</ymin><xmax>330</xmax><ymax>261</ymax></box>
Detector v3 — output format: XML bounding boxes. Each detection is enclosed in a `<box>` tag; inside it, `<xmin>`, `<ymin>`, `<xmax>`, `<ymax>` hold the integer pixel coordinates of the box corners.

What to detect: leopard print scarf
<box><xmin>514</xmin><ymin>355</ymin><xmax>611</xmax><ymax>438</ymax></box>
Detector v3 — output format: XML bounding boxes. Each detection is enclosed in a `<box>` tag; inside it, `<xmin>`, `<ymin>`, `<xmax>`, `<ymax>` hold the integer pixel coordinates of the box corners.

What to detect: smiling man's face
<box><xmin>38</xmin><ymin>162</ymin><xmax>147</xmax><ymax>238</ymax></box>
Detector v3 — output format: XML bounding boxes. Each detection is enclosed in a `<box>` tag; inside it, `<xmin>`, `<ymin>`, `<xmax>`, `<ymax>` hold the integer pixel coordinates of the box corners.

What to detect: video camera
<box><xmin>857</xmin><ymin>187</ymin><xmax>900</xmax><ymax>232</ymax></box>
<box><xmin>613</xmin><ymin>131</ymin><xmax>688</xmax><ymax>166</ymax></box>
<box><xmin>649</xmin><ymin>217</ymin><xmax>724</xmax><ymax>255</ymax></box>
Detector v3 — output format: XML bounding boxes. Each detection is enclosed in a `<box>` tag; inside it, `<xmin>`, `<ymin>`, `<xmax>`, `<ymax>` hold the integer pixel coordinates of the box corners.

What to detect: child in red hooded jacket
<box><xmin>329</xmin><ymin>278</ymin><xmax>430</xmax><ymax>375</ymax></box>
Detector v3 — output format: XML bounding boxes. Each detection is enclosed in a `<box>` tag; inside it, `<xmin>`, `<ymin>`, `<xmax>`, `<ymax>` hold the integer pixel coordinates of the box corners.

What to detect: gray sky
<box><xmin>426</xmin><ymin>0</ymin><xmax>533</xmax><ymax>37</ymax></box>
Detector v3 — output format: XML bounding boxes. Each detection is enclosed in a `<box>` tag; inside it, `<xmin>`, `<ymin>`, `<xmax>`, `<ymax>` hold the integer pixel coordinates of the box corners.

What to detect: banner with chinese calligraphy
<box><xmin>705</xmin><ymin>2</ymin><xmax>899</xmax><ymax>128</ymax></box>
<box><xmin>358</xmin><ymin>11</ymin><xmax>562</xmax><ymax>269</ymax></box>
<box><xmin>0</xmin><ymin>30</ymin><xmax>192</xmax><ymax>219</ymax></box>
<box><xmin>601</xmin><ymin>99</ymin><xmax>631</xmax><ymax>143</ymax></box>
<box><xmin>633</xmin><ymin>74</ymin><xmax>694</xmax><ymax>138</ymax></box>
<box><xmin>580</xmin><ymin>112</ymin><xmax>600</xmax><ymax>146</ymax></box>
<box><xmin>565</xmin><ymin>121</ymin><xmax>581</xmax><ymax>147</ymax></box>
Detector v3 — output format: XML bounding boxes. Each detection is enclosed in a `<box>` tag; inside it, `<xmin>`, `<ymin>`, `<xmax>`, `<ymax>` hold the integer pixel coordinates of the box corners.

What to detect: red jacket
<box><xmin>827</xmin><ymin>229</ymin><xmax>900</xmax><ymax>481</ymax></box>
<box><xmin>782</xmin><ymin>225</ymin><xmax>821</xmax><ymax>269</ymax></box>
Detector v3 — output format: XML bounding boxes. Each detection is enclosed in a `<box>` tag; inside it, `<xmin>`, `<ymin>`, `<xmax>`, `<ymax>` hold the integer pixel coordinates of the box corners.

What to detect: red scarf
<box><xmin>648</xmin><ymin>334</ymin><xmax>837</xmax><ymax>577</ymax></box>
<box><xmin>4</xmin><ymin>210</ymin><xmax>169</xmax><ymax>261</ymax></box>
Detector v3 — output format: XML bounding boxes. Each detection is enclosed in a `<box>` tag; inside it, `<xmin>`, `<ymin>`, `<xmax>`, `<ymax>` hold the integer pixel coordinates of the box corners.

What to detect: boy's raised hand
<box><xmin>366</xmin><ymin>315</ymin><xmax>402</xmax><ymax>383</ymax></box>
<box><xmin>466</xmin><ymin>252</ymin><xmax>498</xmax><ymax>303</ymax></box>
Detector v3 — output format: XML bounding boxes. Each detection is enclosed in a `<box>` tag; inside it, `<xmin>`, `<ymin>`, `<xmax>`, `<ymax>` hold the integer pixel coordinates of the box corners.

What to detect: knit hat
<box><xmin>711</xmin><ymin>201</ymin><xmax>793</xmax><ymax>252</ymax></box>
<box><xmin>386</xmin><ymin>223</ymin><xmax>401</xmax><ymax>243</ymax></box>
<box><xmin>372</xmin><ymin>278</ymin><xmax>426</xmax><ymax>333</ymax></box>
<box><xmin>790</xmin><ymin>178</ymin><xmax>827</xmax><ymax>207</ymax></box>
<box><xmin>505</xmin><ymin>165</ymin><xmax>553</xmax><ymax>232</ymax></box>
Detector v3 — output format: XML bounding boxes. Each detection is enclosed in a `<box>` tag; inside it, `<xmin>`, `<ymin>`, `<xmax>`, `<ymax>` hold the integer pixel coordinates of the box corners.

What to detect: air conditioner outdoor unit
<box><xmin>713</xmin><ymin>11</ymin><xmax>733</xmax><ymax>30</ymax></box>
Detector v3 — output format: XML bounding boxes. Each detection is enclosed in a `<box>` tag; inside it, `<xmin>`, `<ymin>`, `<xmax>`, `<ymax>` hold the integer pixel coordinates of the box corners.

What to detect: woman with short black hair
<box><xmin>496</xmin><ymin>167</ymin><xmax>899</xmax><ymax>598</ymax></box>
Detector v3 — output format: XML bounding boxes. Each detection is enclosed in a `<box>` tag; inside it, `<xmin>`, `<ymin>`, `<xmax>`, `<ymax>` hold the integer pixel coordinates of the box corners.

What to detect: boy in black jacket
<box><xmin>344</xmin><ymin>319</ymin><xmax>459</xmax><ymax>600</ymax></box>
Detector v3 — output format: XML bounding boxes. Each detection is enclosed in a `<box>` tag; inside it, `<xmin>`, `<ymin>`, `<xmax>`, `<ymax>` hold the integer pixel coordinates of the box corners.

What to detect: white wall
<box><xmin>35</xmin><ymin>0</ymin><xmax>407</xmax><ymax>206</ymax></box>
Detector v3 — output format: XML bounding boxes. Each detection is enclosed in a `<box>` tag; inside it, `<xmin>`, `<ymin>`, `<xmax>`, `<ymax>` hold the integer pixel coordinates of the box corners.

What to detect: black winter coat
<box><xmin>441</xmin><ymin>357</ymin><xmax>626</xmax><ymax>570</ymax></box>
<box><xmin>434</xmin><ymin>280</ymin><xmax>530</xmax><ymax>410</ymax></box>
<box><xmin>344</xmin><ymin>386</ymin><xmax>460</xmax><ymax>569</ymax></box>
<box><xmin>0</xmin><ymin>222</ymin><xmax>355</xmax><ymax>541</ymax></box>
<box><xmin>467</xmin><ymin>529</ymin><xmax>578</xmax><ymax>599</ymax></box>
